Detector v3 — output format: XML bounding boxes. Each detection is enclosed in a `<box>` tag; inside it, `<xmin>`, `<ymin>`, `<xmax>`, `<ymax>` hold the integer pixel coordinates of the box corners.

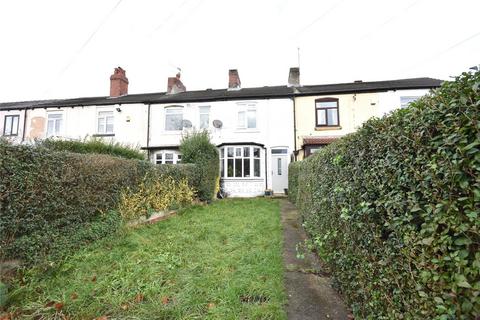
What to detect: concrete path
<box><xmin>280</xmin><ymin>199</ymin><xmax>350</xmax><ymax>320</ymax></box>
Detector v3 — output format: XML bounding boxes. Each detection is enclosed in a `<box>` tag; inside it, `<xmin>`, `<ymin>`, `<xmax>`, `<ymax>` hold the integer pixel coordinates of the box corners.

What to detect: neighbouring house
<box><xmin>0</xmin><ymin>67</ymin><xmax>148</xmax><ymax>147</ymax></box>
<box><xmin>0</xmin><ymin>66</ymin><xmax>442</xmax><ymax>197</ymax></box>
<box><xmin>288</xmin><ymin>69</ymin><xmax>442</xmax><ymax>159</ymax></box>
<box><xmin>145</xmin><ymin>69</ymin><xmax>295</xmax><ymax>197</ymax></box>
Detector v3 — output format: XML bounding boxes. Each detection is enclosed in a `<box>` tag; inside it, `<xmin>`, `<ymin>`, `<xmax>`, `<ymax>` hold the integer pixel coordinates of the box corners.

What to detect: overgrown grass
<box><xmin>6</xmin><ymin>198</ymin><xmax>286</xmax><ymax>319</ymax></box>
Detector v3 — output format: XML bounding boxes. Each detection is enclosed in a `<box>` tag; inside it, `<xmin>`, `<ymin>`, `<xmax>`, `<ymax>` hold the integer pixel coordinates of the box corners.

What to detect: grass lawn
<box><xmin>6</xmin><ymin>198</ymin><xmax>286</xmax><ymax>319</ymax></box>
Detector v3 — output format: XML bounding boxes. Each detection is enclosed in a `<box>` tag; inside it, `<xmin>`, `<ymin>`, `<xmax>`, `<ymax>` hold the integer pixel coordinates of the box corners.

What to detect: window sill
<box><xmin>234</xmin><ymin>129</ymin><xmax>260</xmax><ymax>134</ymax></box>
<box><xmin>2</xmin><ymin>134</ymin><xmax>19</xmax><ymax>137</ymax></box>
<box><xmin>315</xmin><ymin>126</ymin><xmax>342</xmax><ymax>131</ymax></box>
<box><xmin>93</xmin><ymin>133</ymin><xmax>115</xmax><ymax>137</ymax></box>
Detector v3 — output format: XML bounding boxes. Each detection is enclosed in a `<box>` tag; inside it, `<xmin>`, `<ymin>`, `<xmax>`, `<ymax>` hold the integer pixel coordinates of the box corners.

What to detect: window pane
<box><xmin>227</xmin><ymin>159</ymin><xmax>234</xmax><ymax>177</ymax></box>
<box><xmin>4</xmin><ymin>116</ymin><xmax>12</xmax><ymax>135</ymax></box>
<box><xmin>317</xmin><ymin>101</ymin><xmax>337</xmax><ymax>109</ymax></box>
<box><xmin>199</xmin><ymin>114</ymin><xmax>209</xmax><ymax>129</ymax></box>
<box><xmin>317</xmin><ymin>109</ymin><xmax>326</xmax><ymax>125</ymax></box>
<box><xmin>220</xmin><ymin>148</ymin><xmax>224</xmax><ymax>158</ymax></box>
<box><xmin>243</xmin><ymin>158</ymin><xmax>250</xmax><ymax>177</ymax></box>
<box><xmin>165</xmin><ymin>108</ymin><xmax>183</xmax><ymax>131</ymax></box>
<box><xmin>227</xmin><ymin>147</ymin><xmax>234</xmax><ymax>157</ymax></box>
<box><xmin>327</xmin><ymin>108</ymin><xmax>338</xmax><ymax>125</ymax></box>
<box><xmin>247</xmin><ymin>110</ymin><xmax>256</xmax><ymax>128</ymax></box>
<box><xmin>272</xmin><ymin>149</ymin><xmax>287</xmax><ymax>154</ymax></box>
<box><xmin>155</xmin><ymin>153</ymin><xmax>163</xmax><ymax>164</ymax></box>
<box><xmin>48</xmin><ymin>113</ymin><xmax>62</xmax><ymax>119</ymax></box>
<box><xmin>97</xmin><ymin>117</ymin><xmax>105</xmax><ymax>133</ymax></box>
<box><xmin>165</xmin><ymin>153</ymin><xmax>173</xmax><ymax>160</ymax></box>
<box><xmin>235</xmin><ymin>158</ymin><xmax>242</xmax><ymax>177</ymax></box>
<box><xmin>277</xmin><ymin>158</ymin><xmax>282</xmax><ymax>175</ymax></box>
<box><xmin>11</xmin><ymin>116</ymin><xmax>18</xmax><ymax>134</ymax></box>
<box><xmin>254</xmin><ymin>159</ymin><xmax>260</xmax><ymax>177</ymax></box>
<box><xmin>177</xmin><ymin>154</ymin><xmax>182</xmax><ymax>163</ymax></box>
<box><xmin>235</xmin><ymin>147</ymin><xmax>242</xmax><ymax>157</ymax></box>
<box><xmin>237</xmin><ymin>111</ymin><xmax>245</xmax><ymax>128</ymax></box>
<box><xmin>253</xmin><ymin>147</ymin><xmax>260</xmax><ymax>158</ymax></box>
<box><xmin>243</xmin><ymin>147</ymin><xmax>250</xmax><ymax>157</ymax></box>
<box><xmin>221</xmin><ymin>159</ymin><xmax>225</xmax><ymax>177</ymax></box>
<box><xmin>47</xmin><ymin>120</ymin><xmax>54</xmax><ymax>136</ymax></box>
<box><xmin>106</xmin><ymin>115</ymin><xmax>114</xmax><ymax>133</ymax></box>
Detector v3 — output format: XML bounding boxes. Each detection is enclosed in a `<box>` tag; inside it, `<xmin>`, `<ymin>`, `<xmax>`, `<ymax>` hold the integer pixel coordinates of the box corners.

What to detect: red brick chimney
<box><xmin>167</xmin><ymin>73</ymin><xmax>186</xmax><ymax>94</ymax></box>
<box><xmin>228</xmin><ymin>69</ymin><xmax>241</xmax><ymax>90</ymax></box>
<box><xmin>110</xmin><ymin>67</ymin><xmax>129</xmax><ymax>97</ymax></box>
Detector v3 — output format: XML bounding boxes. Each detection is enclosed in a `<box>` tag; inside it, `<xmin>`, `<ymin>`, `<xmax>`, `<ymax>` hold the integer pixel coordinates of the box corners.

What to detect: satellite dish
<box><xmin>182</xmin><ymin>119</ymin><xmax>192</xmax><ymax>128</ymax></box>
<box><xmin>212</xmin><ymin>120</ymin><xmax>223</xmax><ymax>128</ymax></box>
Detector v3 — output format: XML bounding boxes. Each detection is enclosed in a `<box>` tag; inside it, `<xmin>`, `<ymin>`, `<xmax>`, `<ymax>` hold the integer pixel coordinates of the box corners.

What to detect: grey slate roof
<box><xmin>0</xmin><ymin>77</ymin><xmax>442</xmax><ymax>111</ymax></box>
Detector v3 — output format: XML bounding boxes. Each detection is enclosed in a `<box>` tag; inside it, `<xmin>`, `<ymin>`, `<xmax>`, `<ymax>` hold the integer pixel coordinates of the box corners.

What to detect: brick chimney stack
<box><xmin>167</xmin><ymin>73</ymin><xmax>186</xmax><ymax>94</ymax></box>
<box><xmin>288</xmin><ymin>67</ymin><xmax>300</xmax><ymax>87</ymax></box>
<box><xmin>110</xmin><ymin>67</ymin><xmax>129</xmax><ymax>97</ymax></box>
<box><xmin>228</xmin><ymin>69</ymin><xmax>241</xmax><ymax>90</ymax></box>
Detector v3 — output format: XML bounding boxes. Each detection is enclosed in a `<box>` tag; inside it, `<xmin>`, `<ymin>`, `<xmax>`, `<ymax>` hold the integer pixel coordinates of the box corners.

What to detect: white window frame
<box><xmin>154</xmin><ymin>150</ymin><xmax>182</xmax><ymax>164</ymax></box>
<box><xmin>165</xmin><ymin>106</ymin><xmax>184</xmax><ymax>131</ymax></box>
<box><xmin>220</xmin><ymin>145</ymin><xmax>262</xmax><ymax>179</ymax></box>
<box><xmin>199</xmin><ymin>106</ymin><xmax>210</xmax><ymax>129</ymax></box>
<box><xmin>237</xmin><ymin>103</ymin><xmax>257</xmax><ymax>129</ymax></box>
<box><xmin>3</xmin><ymin>114</ymin><xmax>20</xmax><ymax>136</ymax></box>
<box><xmin>97</xmin><ymin>110</ymin><xmax>114</xmax><ymax>134</ymax></box>
<box><xmin>400</xmin><ymin>96</ymin><xmax>420</xmax><ymax>109</ymax></box>
<box><xmin>46</xmin><ymin>112</ymin><xmax>64</xmax><ymax>137</ymax></box>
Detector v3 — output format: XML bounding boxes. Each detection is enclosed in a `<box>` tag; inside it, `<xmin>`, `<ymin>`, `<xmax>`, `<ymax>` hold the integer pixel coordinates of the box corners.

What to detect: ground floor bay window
<box><xmin>218</xmin><ymin>144</ymin><xmax>265</xmax><ymax>197</ymax></box>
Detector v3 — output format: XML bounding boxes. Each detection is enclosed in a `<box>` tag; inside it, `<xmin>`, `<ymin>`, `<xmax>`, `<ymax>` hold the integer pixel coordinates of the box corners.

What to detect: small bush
<box><xmin>118</xmin><ymin>175</ymin><xmax>195</xmax><ymax>221</ymax></box>
<box><xmin>38</xmin><ymin>137</ymin><xmax>145</xmax><ymax>160</ymax></box>
<box><xmin>0</xmin><ymin>143</ymin><xmax>197</xmax><ymax>266</ymax></box>
<box><xmin>287</xmin><ymin>161</ymin><xmax>301</xmax><ymax>203</ymax></box>
<box><xmin>290</xmin><ymin>70</ymin><xmax>479</xmax><ymax>319</ymax></box>
<box><xmin>180</xmin><ymin>130</ymin><xmax>219</xmax><ymax>202</ymax></box>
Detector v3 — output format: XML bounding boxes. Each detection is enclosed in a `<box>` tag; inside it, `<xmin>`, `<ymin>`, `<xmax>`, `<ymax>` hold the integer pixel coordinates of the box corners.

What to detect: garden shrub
<box><xmin>118</xmin><ymin>175</ymin><xmax>195</xmax><ymax>221</ymax></box>
<box><xmin>0</xmin><ymin>143</ymin><xmax>197</xmax><ymax>266</ymax></box>
<box><xmin>287</xmin><ymin>161</ymin><xmax>301</xmax><ymax>203</ymax></box>
<box><xmin>38</xmin><ymin>137</ymin><xmax>145</xmax><ymax>160</ymax></box>
<box><xmin>290</xmin><ymin>70</ymin><xmax>479</xmax><ymax>319</ymax></box>
<box><xmin>180</xmin><ymin>130</ymin><xmax>219</xmax><ymax>202</ymax></box>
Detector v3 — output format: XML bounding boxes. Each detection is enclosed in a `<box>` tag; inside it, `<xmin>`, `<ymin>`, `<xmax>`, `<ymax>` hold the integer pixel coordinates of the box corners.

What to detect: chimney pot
<box><xmin>288</xmin><ymin>67</ymin><xmax>300</xmax><ymax>87</ymax></box>
<box><xmin>167</xmin><ymin>73</ymin><xmax>186</xmax><ymax>94</ymax></box>
<box><xmin>110</xmin><ymin>66</ymin><xmax>129</xmax><ymax>97</ymax></box>
<box><xmin>228</xmin><ymin>69</ymin><xmax>241</xmax><ymax>90</ymax></box>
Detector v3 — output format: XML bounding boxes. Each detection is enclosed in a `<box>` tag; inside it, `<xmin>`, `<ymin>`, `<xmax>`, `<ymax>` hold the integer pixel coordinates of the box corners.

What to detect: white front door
<box><xmin>271</xmin><ymin>148</ymin><xmax>289</xmax><ymax>194</ymax></box>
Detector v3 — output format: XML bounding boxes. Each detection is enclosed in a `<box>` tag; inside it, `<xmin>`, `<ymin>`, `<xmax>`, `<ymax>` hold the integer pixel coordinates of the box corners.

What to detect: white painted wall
<box><xmin>149</xmin><ymin>98</ymin><xmax>294</xmax><ymax>196</ymax></box>
<box><xmin>21</xmin><ymin>103</ymin><xmax>148</xmax><ymax>148</ymax></box>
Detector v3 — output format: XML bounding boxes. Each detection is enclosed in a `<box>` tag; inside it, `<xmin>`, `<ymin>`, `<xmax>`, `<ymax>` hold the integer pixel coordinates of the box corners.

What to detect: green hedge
<box><xmin>38</xmin><ymin>137</ymin><xmax>145</xmax><ymax>160</ymax></box>
<box><xmin>0</xmin><ymin>143</ymin><xmax>196</xmax><ymax>265</ymax></box>
<box><xmin>180</xmin><ymin>130</ymin><xmax>219</xmax><ymax>202</ymax></box>
<box><xmin>289</xmin><ymin>70</ymin><xmax>479</xmax><ymax>319</ymax></box>
<box><xmin>287</xmin><ymin>161</ymin><xmax>301</xmax><ymax>203</ymax></box>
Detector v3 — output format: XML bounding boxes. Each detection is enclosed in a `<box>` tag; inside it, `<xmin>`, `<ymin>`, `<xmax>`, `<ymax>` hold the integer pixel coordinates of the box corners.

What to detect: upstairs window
<box><xmin>237</xmin><ymin>105</ymin><xmax>256</xmax><ymax>129</ymax></box>
<box><xmin>3</xmin><ymin>115</ymin><xmax>19</xmax><ymax>136</ymax></box>
<box><xmin>199</xmin><ymin>106</ymin><xmax>210</xmax><ymax>129</ymax></box>
<box><xmin>400</xmin><ymin>96</ymin><xmax>420</xmax><ymax>108</ymax></box>
<box><xmin>165</xmin><ymin>107</ymin><xmax>183</xmax><ymax>131</ymax></box>
<box><xmin>47</xmin><ymin>113</ymin><xmax>63</xmax><ymax>137</ymax></box>
<box><xmin>97</xmin><ymin>110</ymin><xmax>114</xmax><ymax>134</ymax></box>
<box><xmin>315</xmin><ymin>98</ymin><xmax>339</xmax><ymax>127</ymax></box>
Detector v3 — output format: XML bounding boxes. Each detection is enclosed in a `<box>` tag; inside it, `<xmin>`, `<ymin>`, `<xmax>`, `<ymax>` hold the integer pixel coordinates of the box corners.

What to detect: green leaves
<box><xmin>289</xmin><ymin>69</ymin><xmax>480</xmax><ymax>319</ymax></box>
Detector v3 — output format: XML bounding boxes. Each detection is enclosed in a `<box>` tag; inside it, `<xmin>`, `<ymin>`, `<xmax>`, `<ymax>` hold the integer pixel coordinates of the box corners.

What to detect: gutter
<box><xmin>292</xmin><ymin>96</ymin><xmax>297</xmax><ymax>161</ymax></box>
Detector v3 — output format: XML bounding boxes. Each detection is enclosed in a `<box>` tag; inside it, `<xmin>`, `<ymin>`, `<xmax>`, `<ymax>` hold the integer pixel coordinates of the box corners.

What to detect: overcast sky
<box><xmin>0</xmin><ymin>0</ymin><xmax>478</xmax><ymax>102</ymax></box>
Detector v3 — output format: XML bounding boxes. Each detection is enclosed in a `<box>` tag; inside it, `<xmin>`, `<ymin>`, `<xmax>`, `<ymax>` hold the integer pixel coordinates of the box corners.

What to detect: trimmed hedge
<box><xmin>180</xmin><ymin>130</ymin><xmax>219</xmax><ymax>202</ymax></box>
<box><xmin>38</xmin><ymin>137</ymin><xmax>145</xmax><ymax>160</ymax></box>
<box><xmin>289</xmin><ymin>70</ymin><xmax>479</xmax><ymax>319</ymax></box>
<box><xmin>0</xmin><ymin>143</ymin><xmax>197</xmax><ymax>265</ymax></box>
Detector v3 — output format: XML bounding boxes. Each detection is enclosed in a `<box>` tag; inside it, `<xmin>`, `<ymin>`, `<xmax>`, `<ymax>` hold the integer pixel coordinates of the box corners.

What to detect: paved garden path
<box><xmin>280</xmin><ymin>199</ymin><xmax>350</xmax><ymax>320</ymax></box>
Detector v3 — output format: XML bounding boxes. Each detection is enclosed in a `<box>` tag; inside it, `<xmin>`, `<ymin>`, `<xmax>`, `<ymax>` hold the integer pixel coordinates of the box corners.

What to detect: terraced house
<box><xmin>0</xmin><ymin>67</ymin><xmax>441</xmax><ymax>197</ymax></box>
